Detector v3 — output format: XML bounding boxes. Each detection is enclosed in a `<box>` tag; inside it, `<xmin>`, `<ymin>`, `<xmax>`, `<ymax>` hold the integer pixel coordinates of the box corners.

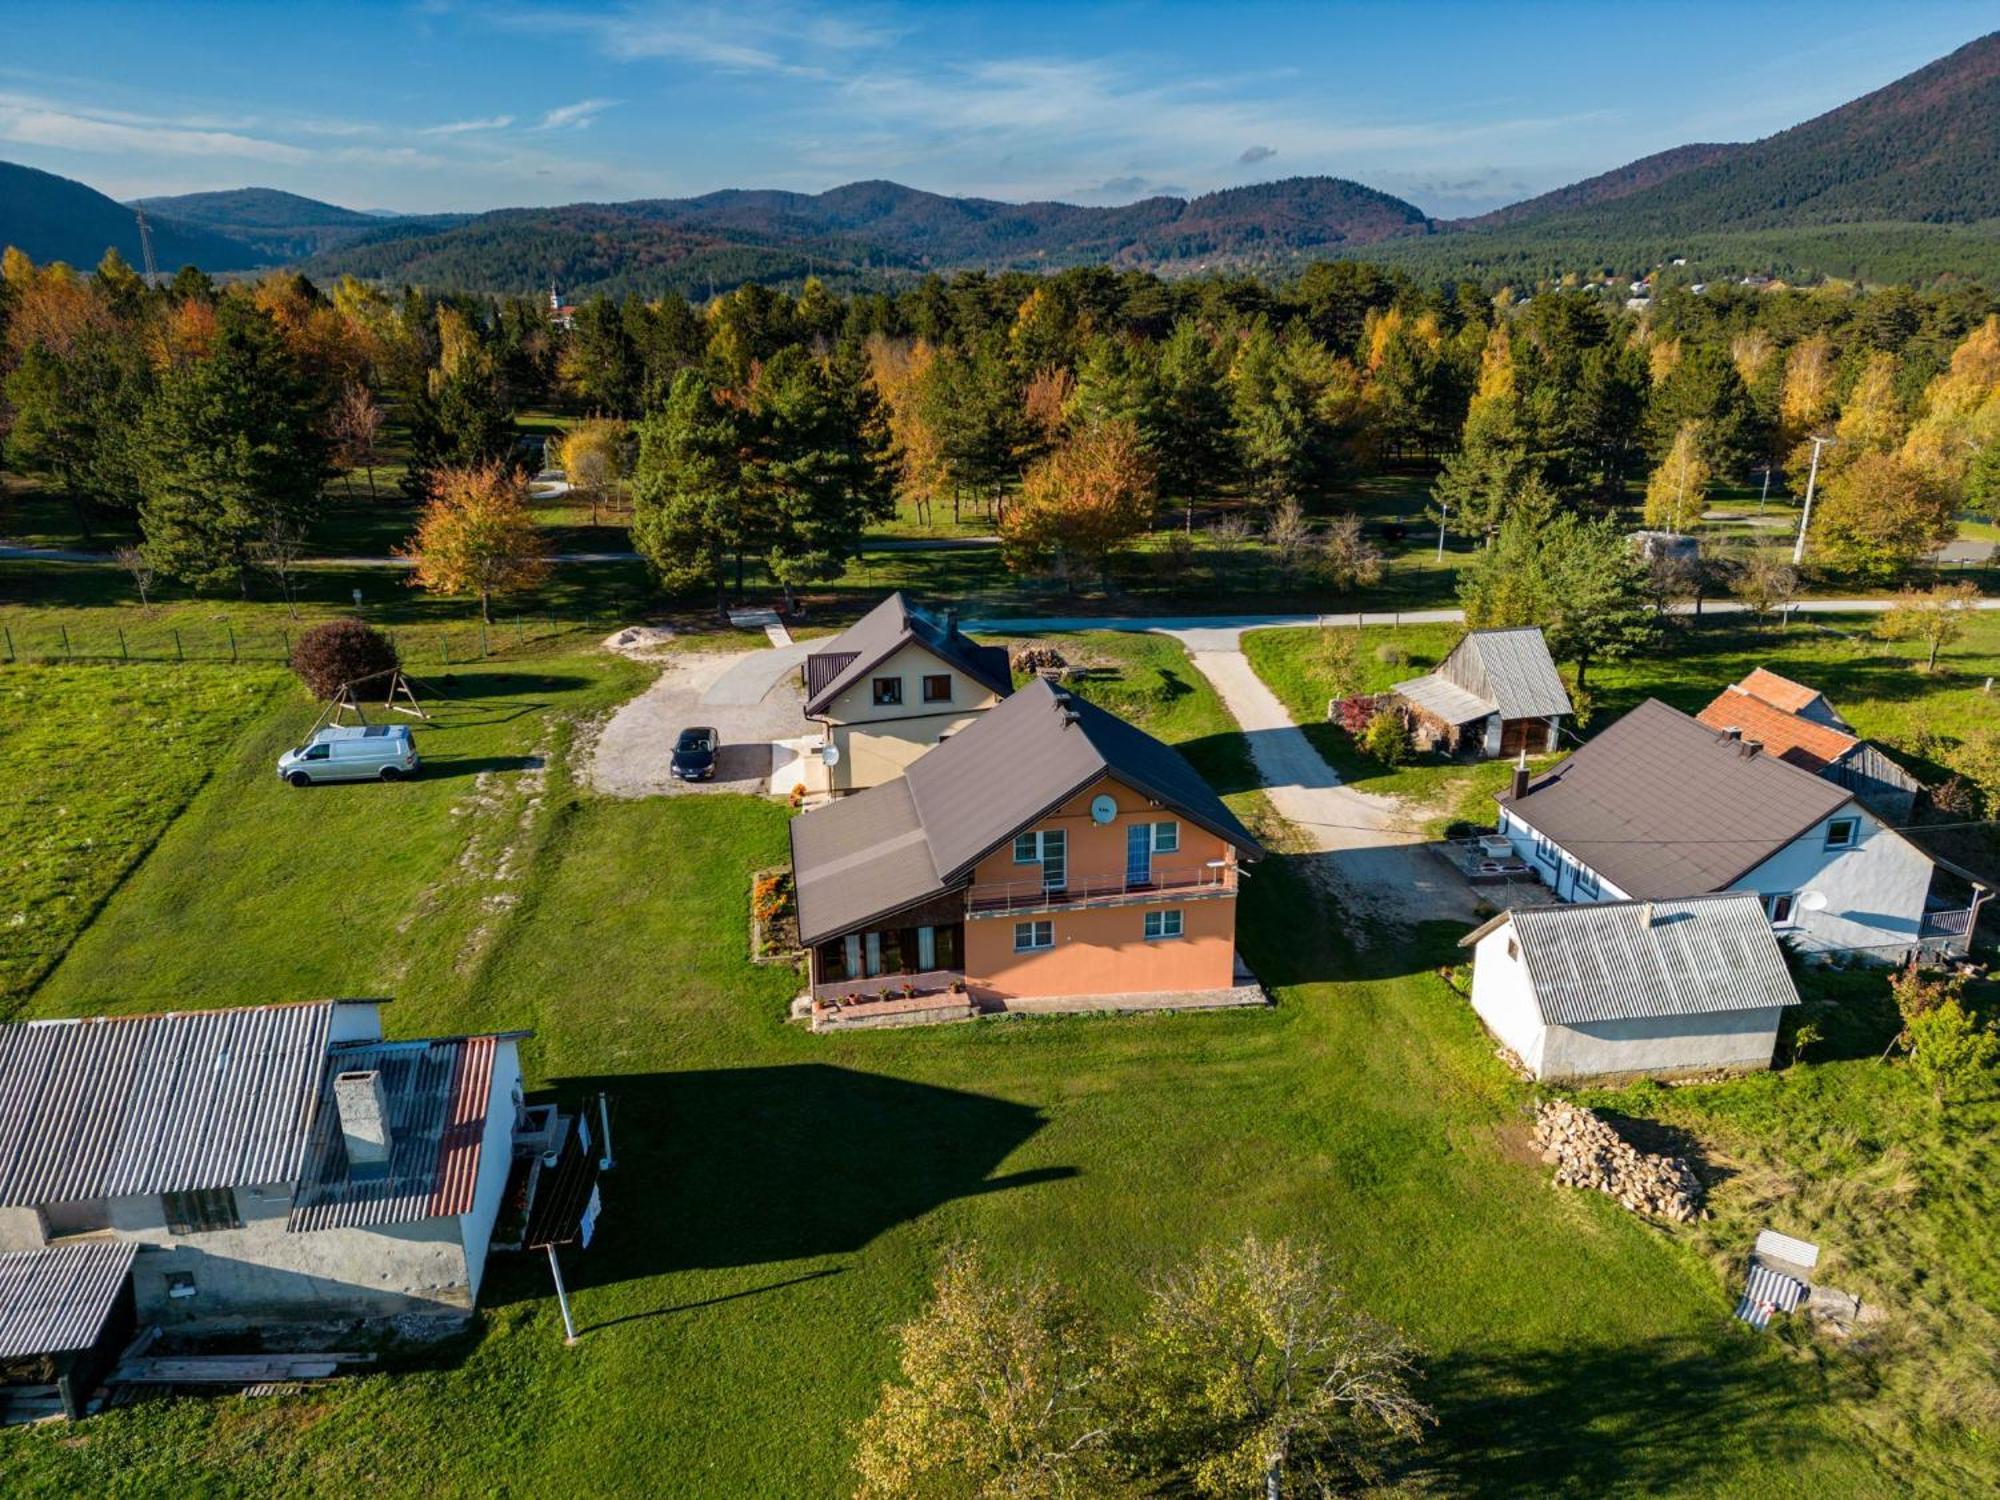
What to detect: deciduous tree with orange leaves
<box><xmin>401</xmin><ymin>462</ymin><xmax>551</xmax><ymax>622</ymax></box>
<box><xmin>1000</xmin><ymin>418</ymin><xmax>1156</xmax><ymax>587</ymax></box>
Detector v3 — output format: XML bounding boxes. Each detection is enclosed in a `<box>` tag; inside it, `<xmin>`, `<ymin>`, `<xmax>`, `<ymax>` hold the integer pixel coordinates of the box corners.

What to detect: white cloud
<box><xmin>535</xmin><ymin>98</ymin><xmax>617</xmax><ymax>131</ymax></box>
<box><xmin>422</xmin><ymin>114</ymin><xmax>516</xmax><ymax>136</ymax></box>
<box><xmin>0</xmin><ymin>91</ymin><xmax>310</xmax><ymax>163</ymax></box>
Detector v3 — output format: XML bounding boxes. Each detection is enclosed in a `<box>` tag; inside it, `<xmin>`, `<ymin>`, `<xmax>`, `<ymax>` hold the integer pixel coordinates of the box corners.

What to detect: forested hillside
<box><xmin>128</xmin><ymin>187</ymin><xmax>455</xmax><ymax>261</ymax></box>
<box><xmin>0</xmin><ymin>160</ymin><xmax>263</xmax><ymax>273</ymax></box>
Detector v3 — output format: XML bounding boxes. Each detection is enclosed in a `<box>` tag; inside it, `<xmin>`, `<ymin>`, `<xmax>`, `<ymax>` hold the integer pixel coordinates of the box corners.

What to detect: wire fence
<box><xmin>0</xmin><ymin>612</ymin><xmax>623</xmax><ymax>669</ymax></box>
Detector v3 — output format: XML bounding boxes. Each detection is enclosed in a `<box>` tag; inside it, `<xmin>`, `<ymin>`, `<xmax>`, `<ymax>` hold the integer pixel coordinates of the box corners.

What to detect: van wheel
<box><xmin>288</xmin><ymin>771</ymin><xmax>312</xmax><ymax>788</ymax></box>
<box><xmin>379</xmin><ymin>766</ymin><xmax>402</xmax><ymax>782</ymax></box>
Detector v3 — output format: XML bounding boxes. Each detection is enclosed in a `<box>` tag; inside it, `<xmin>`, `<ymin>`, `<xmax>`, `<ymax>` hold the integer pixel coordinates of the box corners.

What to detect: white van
<box><xmin>278</xmin><ymin>724</ymin><xmax>420</xmax><ymax>786</ymax></box>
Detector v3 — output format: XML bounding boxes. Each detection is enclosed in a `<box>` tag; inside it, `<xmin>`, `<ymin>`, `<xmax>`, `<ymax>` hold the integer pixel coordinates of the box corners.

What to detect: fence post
<box><xmin>479</xmin><ymin>622</ymin><xmax>488</xmax><ymax>658</ymax></box>
<box><xmin>173</xmin><ymin>629</ymin><xmax>183</xmax><ymax>661</ymax></box>
<box><xmin>226</xmin><ymin>623</ymin><xmax>237</xmax><ymax>663</ymax></box>
<box><xmin>119</xmin><ymin>627</ymin><xmax>128</xmax><ymax>661</ymax></box>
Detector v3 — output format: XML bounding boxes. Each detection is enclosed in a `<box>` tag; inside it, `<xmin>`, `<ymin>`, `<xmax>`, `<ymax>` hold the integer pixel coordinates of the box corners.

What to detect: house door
<box><xmin>1126</xmin><ymin>823</ymin><xmax>1152</xmax><ymax>886</ymax></box>
<box><xmin>1499</xmin><ymin>718</ymin><xmax>1540</xmax><ymax>757</ymax></box>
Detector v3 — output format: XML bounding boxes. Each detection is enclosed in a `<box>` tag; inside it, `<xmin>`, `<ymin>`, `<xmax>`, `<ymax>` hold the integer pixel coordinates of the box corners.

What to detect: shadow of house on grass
<box><xmin>1412</xmin><ymin>1333</ymin><xmax>1847</xmax><ymax>1498</ymax></box>
<box><xmin>506</xmin><ymin>1066</ymin><xmax>1073</xmax><ymax>1298</ymax></box>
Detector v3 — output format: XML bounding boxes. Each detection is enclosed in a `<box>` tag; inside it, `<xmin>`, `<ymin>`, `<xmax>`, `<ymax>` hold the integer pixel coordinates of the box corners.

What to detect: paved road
<box><xmin>0</xmin><ymin>534</ymin><xmax>999</xmax><ymax>567</ymax></box>
<box><xmin>1182</xmin><ymin>642</ymin><xmax>1480</xmax><ymax>930</ymax></box>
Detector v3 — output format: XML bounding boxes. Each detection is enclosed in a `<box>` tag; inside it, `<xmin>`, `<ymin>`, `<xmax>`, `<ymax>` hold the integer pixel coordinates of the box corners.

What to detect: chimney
<box><xmin>334</xmin><ymin>1069</ymin><xmax>393</xmax><ymax>1178</ymax></box>
<box><xmin>1721</xmin><ymin>726</ymin><xmax>1742</xmax><ymax>741</ymax></box>
<box><xmin>942</xmin><ymin>607</ymin><xmax>958</xmax><ymax>635</ymax></box>
<box><xmin>1640</xmin><ymin>901</ymin><xmax>1655</xmax><ymax>927</ymax></box>
<box><xmin>1510</xmin><ymin>749</ymin><xmax>1530</xmax><ymax>801</ymax></box>
<box><xmin>1741</xmin><ymin>739</ymin><xmax>1762</xmax><ymax>759</ymax></box>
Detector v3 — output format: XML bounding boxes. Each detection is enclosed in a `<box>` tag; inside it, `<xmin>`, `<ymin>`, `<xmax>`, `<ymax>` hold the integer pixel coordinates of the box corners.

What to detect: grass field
<box><xmin>0</xmin><ymin>625</ymin><xmax>1936</xmax><ymax>1495</ymax></box>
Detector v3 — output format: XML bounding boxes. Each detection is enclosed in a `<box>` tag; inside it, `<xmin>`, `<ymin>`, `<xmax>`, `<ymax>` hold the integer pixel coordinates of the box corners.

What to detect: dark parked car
<box><xmin>671</xmin><ymin>726</ymin><xmax>720</xmax><ymax>781</ymax></box>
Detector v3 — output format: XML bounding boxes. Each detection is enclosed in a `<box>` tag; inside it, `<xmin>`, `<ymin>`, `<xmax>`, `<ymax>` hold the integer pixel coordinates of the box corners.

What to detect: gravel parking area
<box><xmin>588</xmin><ymin>648</ymin><xmax>809</xmax><ymax>798</ymax></box>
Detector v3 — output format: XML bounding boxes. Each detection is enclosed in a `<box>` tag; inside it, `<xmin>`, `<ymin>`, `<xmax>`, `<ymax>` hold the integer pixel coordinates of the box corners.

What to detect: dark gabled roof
<box><xmin>792</xmin><ymin>777</ymin><xmax>940</xmax><ymax>947</ymax></box>
<box><xmin>1499</xmin><ymin>698</ymin><xmax>1856</xmax><ymax>899</ymax></box>
<box><xmin>791</xmin><ymin>678</ymin><xmax>1263</xmax><ymax>945</ymax></box>
<box><xmin>802</xmin><ymin>593</ymin><xmax>1012</xmax><ymax>714</ymax></box>
<box><xmin>0</xmin><ymin>1242</ymin><xmax>138</xmax><ymax>1360</ymax></box>
<box><xmin>906</xmin><ymin>678</ymin><xmax>1262</xmax><ymax>879</ymax></box>
<box><xmin>0</xmin><ymin>1002</ymin><xmax>335</xmax><ymax>1206</ymax></box>
<box><xmin>288</xmin><ymin>1032</ymin><xmax>522</xmax><ymax>1233</ymax></box>
<box><xmin>1461</xmin><ymin>894</ymin><xmax>1800</xmax><ymax>1025</ymax></box>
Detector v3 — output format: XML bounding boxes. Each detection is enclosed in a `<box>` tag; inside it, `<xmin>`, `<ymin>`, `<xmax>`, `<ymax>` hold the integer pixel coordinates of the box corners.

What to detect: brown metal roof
<box><xmin>288</xmin><ymin>1033</ymin><xmax>515</xmax><ymax>1233</ymax></box>
<box><xmin>802</xmin><ymin>593</ymin><xmax>1012</xmax><ymax>714</ymax></box>
<box><xmin>792</xmin><ymin>677</ymin><xmax>1262</xmax><ymax>945</ymax></box>
<box><xmin>1499</xmin><ymin>698</ymin><xmax>1853</xmax><ymax>899</ymax></box>
<box><xmin>0</xmin><ymin>1002</ymin><xmax>335</xmax><ymax>1207</ymax></box>
<box><xmin>791</xmin><ymin>777</ymin><xmax>942</xmax><ymax>946</ymax></box>
<box><xmin>0</xmin><ymin>1242</ymin><xmax>137</xmax><ymax>1359</ymax></box>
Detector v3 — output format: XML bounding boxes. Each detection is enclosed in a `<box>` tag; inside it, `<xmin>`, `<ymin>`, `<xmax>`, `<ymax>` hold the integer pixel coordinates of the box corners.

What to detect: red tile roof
<box><xmin>1695</xmin><ymin>686</ymin><xmax>1856</xmax><ymax>772</ymax></box>
<box><xmin>1736</xmin><ymin>667</ymin><xmax>1825</xmax><ymax>715</ymax></box>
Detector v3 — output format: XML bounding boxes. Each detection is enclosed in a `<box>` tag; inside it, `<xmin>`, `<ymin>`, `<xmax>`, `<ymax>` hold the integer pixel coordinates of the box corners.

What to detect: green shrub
<box><xmin>1360</xmin><ymin>707</ymin><xmax>1412</xmax><ymax>765</ymax></box>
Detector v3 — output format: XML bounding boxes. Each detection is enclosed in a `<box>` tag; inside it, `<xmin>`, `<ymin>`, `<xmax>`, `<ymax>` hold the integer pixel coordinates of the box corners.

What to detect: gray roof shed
<box><xmin>1393</xmin><ymin>627</ymin><xmax>1571</xmax><ymax>726</ymax></box>
<box><xmin>0</xmin><ymin>1242</ymin><xmax>138</xmax><ymax>1360</ymax></box>
<box><xmin>0</xmin><ymin>1002</ymin><xmax>336</xmax><ymax>1207</ymax></box>
<box><xmin>1500</xmin><ymin>698</ymin><xmax>1854</xmax><ymax>899</ymax></box>
<box><xmin>1462</xmin><ymin>894</ymin><xmax>1801</xmax><ymax>1025</ymax></box>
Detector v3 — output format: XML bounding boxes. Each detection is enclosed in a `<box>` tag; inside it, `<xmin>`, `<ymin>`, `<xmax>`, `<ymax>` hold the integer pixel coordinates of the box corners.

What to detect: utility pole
<box><xmin>133</xmin><ymin>209</ymin><xmax>159</xmax><ymax>287</ymax></box>
<box><xmin>1792</xmin><ymin>436</ymin><xmax>1833</xmax><ymax>566</ymax></box>
<box><xmin>1436</xmin><ymin>502</ymin><xmax>1449</xmax><ymax>564</ymax></box>
<box><xmin>1756</xmin><ymin>464</ymin><xmax>1772</xmax><ymax>513</ymax></box>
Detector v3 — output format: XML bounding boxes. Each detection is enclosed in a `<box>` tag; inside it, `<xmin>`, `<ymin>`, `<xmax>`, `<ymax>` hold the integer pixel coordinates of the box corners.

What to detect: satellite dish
<box><xmin>1797</xmin><ymin>890</ymin><xmax>1828</xmax><ymax>912</ymax></box>
<box><xmin>1089</xmin><ymin>794</ymin><xmax>1118</xmax><ymax>825</ymax></box>
<box><xmin>820</xmin><ymin>744</ymin><xmax>841</xmax><ymax>767</ymax></box>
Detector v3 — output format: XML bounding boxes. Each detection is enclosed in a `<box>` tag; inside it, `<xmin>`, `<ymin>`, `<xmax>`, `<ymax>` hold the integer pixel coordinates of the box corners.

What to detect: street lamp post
<box><xmin>1792</xmin><ymin>436</ymin><xmax>1833</xmax><ymax>566</ymax></box>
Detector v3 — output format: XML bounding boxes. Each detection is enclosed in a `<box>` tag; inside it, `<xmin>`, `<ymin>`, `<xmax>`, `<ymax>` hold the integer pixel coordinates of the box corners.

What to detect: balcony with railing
<box><xmin>966</xmin><ymin>859</ymin><xmax>1236</xmax><ymax>917</ymax></box>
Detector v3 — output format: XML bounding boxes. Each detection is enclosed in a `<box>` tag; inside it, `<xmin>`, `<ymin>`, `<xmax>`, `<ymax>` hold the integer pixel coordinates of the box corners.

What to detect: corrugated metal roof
<box><xmin>1453</xmin><ymin>628</ymin><xmax>1572</xmax><ymax>720</ymax></box>
<box><xmin>1734</xmin><ymin>1261</ymin><xmax>1808</xmax><ymax>1330</ymax></box>
<box><xmin>1467</xmin><ymin>894</ymin><xmax>1800</xmax><ymax>1025</ymax></box>
<box><xmin>1391</xmin><ymin>671</ymin><xmax>1495</xmax><ymax>727</ymax></box>
<box><xmin>0</xmin><ymin>1003</ymin><xmax>333</xmax><ymax>1207</ymax></box>
<box><xmin>803</xmin><ymin>593</ymin><xmax>1012</xmax><ymax>715</ymax></box>
<box><xmin>0</xmin><ymin>1241</ymin><xmax>138</xmax><ymax>1359</ymax></box>
<box><xmin>287</xmin><ymin>1035</ymin><xmax>504</xmax><ymax>1233</ymax></box>
<box><xmin>1500</xmin><ymin>699</ymin><xmax>1853</xmax><ymax>899</ymax></box>
<box><xmin>790</xmin><ymin>678</ymin><xmax>1263</xmax><ymax>945</ymax></box>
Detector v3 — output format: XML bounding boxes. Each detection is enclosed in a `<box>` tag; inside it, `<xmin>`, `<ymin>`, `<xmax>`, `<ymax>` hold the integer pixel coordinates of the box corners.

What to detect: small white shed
<box><xmin>1461</xmin><ymin>894</ymin><xmax>1800</xmax><ymax>1082</ymax></box>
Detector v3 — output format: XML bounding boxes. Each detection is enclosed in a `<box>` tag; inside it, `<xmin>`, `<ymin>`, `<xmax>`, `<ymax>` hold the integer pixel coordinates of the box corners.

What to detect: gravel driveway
<box><xmin>588</xmin><ymin>648</ymin><xmax>809</xmax><ymax>798</ymax></box>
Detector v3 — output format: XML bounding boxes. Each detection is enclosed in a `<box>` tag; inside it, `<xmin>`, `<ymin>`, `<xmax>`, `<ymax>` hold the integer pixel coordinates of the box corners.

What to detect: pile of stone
<box><xmin>1534</xmin><ymin>1099</ymin><xmax>1706</xmax><ymax>1223</ymax></box>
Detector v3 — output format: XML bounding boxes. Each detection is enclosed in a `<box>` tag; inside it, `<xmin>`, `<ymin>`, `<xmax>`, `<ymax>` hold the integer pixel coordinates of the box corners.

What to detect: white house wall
<box><xmin>819</xmin><ymin>642</ymin><xmax>1004</xmax><ymax>792</ymax></box>
<box><xmin>1730</xmin><ymin>807</ymin><xmax>1934</xmax><ymax>960</ymax></box>
<box><xmin>1496</xmin><ymin>810</ymin><xmax>1632</xmax><ymax>903</ymax></box>
<box><xmin>1467</xmin><ymin>927</ymin><xmax>1547</xmax><ymax>1073</ymax></box>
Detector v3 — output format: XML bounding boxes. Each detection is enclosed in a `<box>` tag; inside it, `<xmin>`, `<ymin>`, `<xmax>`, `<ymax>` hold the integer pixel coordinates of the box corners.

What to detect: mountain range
<box><xmin>3</xmin><ymin>31</ymin><xmax>1996</xmax><ymax>294</ymax></box>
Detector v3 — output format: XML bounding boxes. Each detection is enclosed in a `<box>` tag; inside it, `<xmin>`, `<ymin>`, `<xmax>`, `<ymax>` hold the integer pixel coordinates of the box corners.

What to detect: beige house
<box><xmin>802</xmin><ymin>593</ymin><xmax>1013</xmax><ymax>795</ymax></box>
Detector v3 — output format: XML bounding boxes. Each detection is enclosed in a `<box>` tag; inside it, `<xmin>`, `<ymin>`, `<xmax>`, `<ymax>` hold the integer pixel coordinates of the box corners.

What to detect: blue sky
<box><xmin>0</xmin><ymin>1</ymin><xmax>1992</xmax><ymax>217</ymax></box>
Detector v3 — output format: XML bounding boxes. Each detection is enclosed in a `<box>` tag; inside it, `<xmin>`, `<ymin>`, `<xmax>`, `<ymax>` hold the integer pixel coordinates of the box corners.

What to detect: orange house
<box><xmin>790</xmin><ymin>677</ymin><xmax>1264</xmax><ymax>1009</ymax></box>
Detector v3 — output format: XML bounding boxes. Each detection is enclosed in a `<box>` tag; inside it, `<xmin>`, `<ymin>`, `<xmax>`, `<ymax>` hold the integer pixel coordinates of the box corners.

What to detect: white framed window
<box><xmin>1014</xmin><ymin>920</ymin><xmax>1054</xmax><ymax>952</ymax></box>
<box><xmin>1531</xmin><ymin>833</ymin><xmax>1557</xmax><ymax>869</ymax></box>
<box><xmin>1824</xmin><ymin>817</ymin><xmax>1859</xmax><ymax>850</ymax></box>
<box><xmin>1014</xmin><ymin>829</ymin><xmax>1066</xmax><ymax>888</ymax></box>
<box><xmin>1143</xmin><ymin>909</ymin><xmax>1184</xmax><ymax>940</ymax></box>
<box><xmin>1767</xmin><ymin>893</ymin><xmax>1797</xmax><ymax>926</ymax></box>
<box><xmin>1151</xmin><ymin>821</ymin><xmax>1179</xmax><ymax>854</ymax></box>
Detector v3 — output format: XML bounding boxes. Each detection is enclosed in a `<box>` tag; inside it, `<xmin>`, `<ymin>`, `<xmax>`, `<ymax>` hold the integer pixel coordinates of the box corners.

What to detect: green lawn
<box><xmin>0</xmin><ymin>631</ymin><xmax>1954</xmax><ymax>1494</ymax></box>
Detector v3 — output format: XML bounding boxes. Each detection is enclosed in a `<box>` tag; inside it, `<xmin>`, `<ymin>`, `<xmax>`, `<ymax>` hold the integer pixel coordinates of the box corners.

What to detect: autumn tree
<box><xmin>1901</xmin><ymin>315</ymin><xmax>2000</xmax><ymax>502</ymax></box>
<box><xmin>1877</xmin><ymin>580</ymin><xmax>1981</xmax><ymax>671</ymax></box>
<box><xmin>330</xmin><ymin>383</ymin><xmax>384</xmax><ymax>499</ymax></box>
<box><xmin>1779</xmin><ymin>332</ymin><xmax>1837</xmax><ymax>458</ymax></box>
<box><xmin>1833</xmin><ymin>351</ymin><xmax>1905</xmax><ymax>456</ymax></box>
<box><xmin>1642</xmin><ymin>420</ymin><xmax>1712</xmax><ymax>532</ymax></box>
<box><xmin>556</xmin><ymin>417</ymin><xmax>628</xmax><ymax>526</ymax></box>
<box><xmin>1117</xmin><ymin>1234</ymin><xmax>1432</xmax><ymax>1500</ymax></box>
<box><xmin>852</xmin><ymin>1245</ymin><xmax>1115</xmax><ymax>1500</ymax></box>
<box><xmin>1001</xmin><ymin>418</ymin><xmax>1157</xmax><ymax>587</ymax></box>
<box><xmin>1732</xmin><ymin>552</ymin><xmax>1801</xmax><ymax>629</ymax></box>
<box><xmin>401</xmin><ymin>462</ymin><xmax>551</xmax><ymax>622</ymax></box>
<box><xmin>1808</xmin><ymin>450</ymin><xmax>1953</xmax><ymax>579</ymax></box>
